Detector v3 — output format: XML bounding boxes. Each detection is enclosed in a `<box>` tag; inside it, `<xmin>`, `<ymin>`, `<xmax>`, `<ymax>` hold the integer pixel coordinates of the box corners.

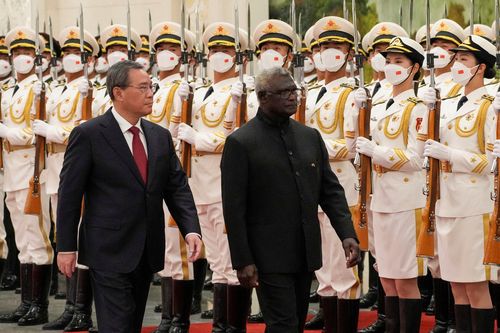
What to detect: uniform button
<box><xmin>295</xmin><ymin>171</ymin><xmax>300</xmax><ymax>177</ymax></box>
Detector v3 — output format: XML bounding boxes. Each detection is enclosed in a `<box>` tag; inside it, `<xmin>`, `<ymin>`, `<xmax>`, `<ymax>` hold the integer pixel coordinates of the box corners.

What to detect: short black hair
<box><xmin>106</xmin><ymin>60</ymin><xmax>144</xmax><ymax>100</ymax></box>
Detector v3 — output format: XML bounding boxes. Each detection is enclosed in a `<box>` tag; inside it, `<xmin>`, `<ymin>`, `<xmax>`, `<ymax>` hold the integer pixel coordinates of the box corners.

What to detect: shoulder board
<box><xmin>195</xmin><ymin>82</ymin><xmax>211</xmax><ymax>90</ymax></box>
<box><xmin>96</xmin><ymin>84</ymin><xmax>107</xmax><ymax>91</ymax></box>
<box><xmin>1</xmin><ymin>83</ymin><xmax>11</xmax><ymax>91</ymax></box>
<box><xmin>485</xmin><ymin>79</ymin><xmax>500</xmax><ymax>86</ymax></box>
<box><xmin>481</xmin><ymin>94</ymin><xmax>494</xmax><ymax>102</ymax></box>
<box><xmin>307</xmin><ymin>83</ymin><xmax>322</xmax><ymax>91</ymax></box>
<box><xmin>442</xmin><ymin>93</ymin><xmax>461</xmax><ymax>101</ymax></box>
<box><xmin>372</xmin><ymin>100</ymin><xmax>387</xmax><ymax>107</ymax></box>
<box><xmin>340</xmin><ymin>83</ymin><xmax>356</xmax><ymax>90</ymax></box>
<box><xmin>407</xmin><ymin>97</ymin><xmax>423</xmax><ymax>104</ymax></box>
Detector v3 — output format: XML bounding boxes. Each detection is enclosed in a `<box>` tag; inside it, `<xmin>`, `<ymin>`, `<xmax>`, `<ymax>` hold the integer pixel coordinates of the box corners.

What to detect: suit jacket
<box><xmin>57</xmin><ymin>109</ymin><xmax>200</xmax><ymax>273</ymax></box>
<box><xmin>221</xmin><ymin>110</ymin><xmax>357</xmax><ymax>274</ymax></box>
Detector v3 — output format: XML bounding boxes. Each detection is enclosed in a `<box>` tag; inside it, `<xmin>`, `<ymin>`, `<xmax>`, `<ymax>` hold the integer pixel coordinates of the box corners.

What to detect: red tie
<box><xmin>129</xmin><ymin>126</ymin><xmax>148</xmax><ymax>183</ymax></box>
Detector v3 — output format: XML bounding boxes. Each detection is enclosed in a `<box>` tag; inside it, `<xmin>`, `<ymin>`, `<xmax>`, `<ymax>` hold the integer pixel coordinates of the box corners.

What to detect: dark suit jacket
<box><xmin>221</xmin><ymin>110</ymin><xmax>357</xmax><ymax>274</ymax></box>
<box><xmin>57</xmin><ymin>110</ymin><xmax>200</xmax><ymax>273</ymax></box>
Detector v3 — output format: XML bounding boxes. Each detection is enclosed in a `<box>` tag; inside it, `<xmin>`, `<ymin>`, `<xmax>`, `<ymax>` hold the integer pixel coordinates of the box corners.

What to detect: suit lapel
<box><xmin>141</xmin><ymin>119</ymin><xmax>157</xmax><ymax>189</ymax></box>
<box><xmin>100</xmin><ymin>111</ymin><xmax>145</xmax><ymax>187</ymax></box>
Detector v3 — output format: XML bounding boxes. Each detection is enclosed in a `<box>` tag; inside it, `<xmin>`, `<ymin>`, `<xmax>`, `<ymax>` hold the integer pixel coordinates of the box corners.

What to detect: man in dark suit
<box><xmin>221</xmin><ymin>67</ymin><xmax>360</xmax><ymax>333</ymax></box>
<box><xmin>56</xmin><ymin>60</ymin><xmax>202</xmax><ymax>333</ymax></box>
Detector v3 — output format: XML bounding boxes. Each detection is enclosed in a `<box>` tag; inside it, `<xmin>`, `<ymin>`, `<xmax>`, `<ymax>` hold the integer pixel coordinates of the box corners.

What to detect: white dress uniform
<box><xmin>148</xmin><ymin>73</ymin><xmax>195</xmax><ymax>281</ymax></box>
<box><xmin>1</xmin><ymin>70</ymin><xmax>52</xmax><ymax>265</ymax></box>
<box><xmin>369</xmin><ymin>89</ymin><xmax>428</xmax><ymax>279</ymax></box>
<box><xmin>307</xmin><ymin>76</ymin><xmax>361</xmax><ymax>299</ymax></box>
<box><xmin>436</xmin><ymin>86</ymin><xmax>498</xmax><ymax>282</ymax></box>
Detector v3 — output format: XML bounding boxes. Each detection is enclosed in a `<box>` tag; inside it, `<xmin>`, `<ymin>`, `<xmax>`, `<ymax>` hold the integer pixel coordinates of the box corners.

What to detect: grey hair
<box><xmin>106</xmin><ymin>60</ymin><xmax>144</xmax><ymax>100</ymax></box>
<box><xmin>255</xmin><ymin>67</ymin><xmax>293</xmax><ymax>98</ymax></box>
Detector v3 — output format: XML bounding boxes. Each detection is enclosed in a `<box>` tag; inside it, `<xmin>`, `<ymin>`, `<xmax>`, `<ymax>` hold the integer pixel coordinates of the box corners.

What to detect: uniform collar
<box><xmin>160</xmin><ymin>73</ymin><xmax>181</xmax><ymax>85</ymax></box>
<box><xmin>212</xmin><ymin>77</ymin><xmax>238</xmax><ymax>91</ymax></box>
<box><xmin>324</xmin><ymin>76</ymin><xmax>347</xmax><ymax>91</ymax></box>
<box><xmin>392</xmin><ymin>89</ymin><xmax>415</xmax><ymax>104</ymax></box>
<box><xmin>464</xmin><ymin>86</ymin><xmax>488</xmax><ymax>101</ymax></box>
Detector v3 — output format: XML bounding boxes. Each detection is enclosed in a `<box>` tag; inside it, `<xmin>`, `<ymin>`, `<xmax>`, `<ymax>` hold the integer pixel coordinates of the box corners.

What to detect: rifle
<box><xmin>290</xmin><ymin>1</ymin><xmax>306</xmax><ymax>123</ymax></box>
<box><xmin>352</xmin><ymin>0</ymin><xmax>370</xmax><ymax>250</ymax></box>
<box><xmin>80</xmin><ymin>4</ymin><xmax>93</xmax><ymax>121</ymax></box>
<box><xmin>234</xmin><ymin>0</ymin><xmax>247</xmax><ymax>127</ymax></box>
<box><xmin>180</xmin><ymin>0</ymin><xmax>193</xmax><ymax>177</ymax></box>
<box><xmin>417</xmin><ymin>0</ymin><xmax>439</xmax><ymax>258</ymax></box>
<box><xmin>0</xmin><ymin>89</ymin><xmax>3</xmax><ymax>169</ymax></box>
<box><xmin>484</xmin><ymin>0</ymin><xmax>500</xmax><ymax>266</ymax></box>
<box><xmin>25</xmin><ymin>12</ymin><xmax>45</xmax><ymax>215</ymax></box>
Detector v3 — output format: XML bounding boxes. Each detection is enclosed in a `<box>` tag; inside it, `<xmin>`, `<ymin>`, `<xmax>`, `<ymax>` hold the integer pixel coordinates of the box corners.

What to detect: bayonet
<box><xmin>194</xmin><ymin>1</ymin><xmax>204</xmax><ymax>82</ymax></box>
<box><xmin>79</xmin><ymin>3</ymin><xmax>89</xmax><ymax>88</ymax></box>
<box><xmin>35</xmin><ymin>11</ymin><xmax>43</xmax><ymax>82</ymax></box>
<box><xmin>409</xmin><ymin>0</ymin><xmax>414</xmax><ymax>37</ymax></box>
<box><xmin>48</xmin><ymin>17</ymin><xmax>57</xmax><ymax>81</ymax></box>
<box><xmin>148</xmin><ymin>9</ymin><xmax>158</xmax><ymax>80</ymax></box>
<box><xmin>470</xmin><ymin>0</ymin><xmax>475</xmax><ymax>36</ymax></box>
<box><xmin>399</xmin><ymin>1</ymin><xmax>403</xmax><ymax>27</ymax></box>
<box><xmin>180</xmin><ymin>0</ymin><xmax>189</xmax><ymax>80</ymax></box>
<box><xmin>444</xmin><ymin>2</ymin><xmax>448</xmax><ymax>18</ymax></box>
<box><xmin>234</xmin><ymin>0</ymin><xmax>244</xmax><ymax>84</ymax></box>
<box><xmin>247</xmin><ymin>1</ymin><xmax>254</xmax><ymax>76</ymax></box>
<box><xmin>126</xmin><ymin>0</ymin><xmax>133</xmax><ymax>60</ymax></box>
<box><xmin>343</xmin><ymin>0</ymin><xmax>348</xmax><ymax>20</ymax></box>
<box><xmin>97</xmin><ymin>23</ymin><xmax>101</xmax><ymax>36</ymax></box>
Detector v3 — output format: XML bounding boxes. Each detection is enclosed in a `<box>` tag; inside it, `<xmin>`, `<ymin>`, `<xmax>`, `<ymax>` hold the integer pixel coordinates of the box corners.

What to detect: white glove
<box><xmin>354</xmin><ymin>88</ymin><xmax>367</xmax><ymax>109</ymax></box>
<box><xmin>230</xmin><ymin>81</ymin><xmax>244</xmax><ymax>102</ymax></box>
<box><xmin>346</xmin><ymin>77</ymin><xmax>357</xmax><ymax>87</ymax></box>
<box><xmin>493</xmin><ymin>91</ymin><xmax>500</xmax><ymax>112</ymax></box>
<box><xmin>493</xmin><ymin>139</ymin><xmax>500</xmax><ymax>159</ymax></box>
<box><xmin>0</xmin><ymin>123</ymin><xmax>12</xmax><ymax>139</ymax></box>
<box><xmin>176</xmin><ymin>80</ymin><xmax>190</xmax><ymax>100</ymax></box>
<box><xmin>32</xmin><ymin>119</ymin><xmax>53</xmax><ymax>138</ymax></box>
<box><xmin>356</xmin><ymin>136</ymin><xmax>376</xmax><ymax>157</ymax></box>
<box><xmin>177</xmin><ymin>123</ymin><xmax>198</xmax><ymax>145</ymax></box>
<box><xmin>423</xmin><ymin>139</ymin><xmax>451</xmax><ymax>161</ymax></box>
<box><xmin>419</xmin><ymin>87</ymin><xmax>437</xmax><ymax>108</ymax></box>
<box><xmin>244</xmin><ymin>76</ymin><xmax>255</xmax><ymax>91</ymax></box>
<box><xmin>78</xmin><ymin>79</ymin><xmax>90</xmax><ymax>95</ymax></box>
<box><xmin>33</xmin><ymin>80</ymin><xmax>43</xmax><ymax>97</ymax></box>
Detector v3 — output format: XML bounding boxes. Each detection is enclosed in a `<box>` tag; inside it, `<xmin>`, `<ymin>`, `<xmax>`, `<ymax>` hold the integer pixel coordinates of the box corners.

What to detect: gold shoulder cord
<box><xmin>446</xmin><ymin>84</ymin><xmax>462</xmax><ymax>98</ymax></box>
<box><xmin>57</xmin><ymin>92</ymin><xmax>81</xmax><ymax>123</ymax></box>
<box><xmin>9</xmin><ymin>88</ymin><xmax>34</xmax><ymax>125</ymax></box>
<box><xmin>148</xmin><ymin>83</ymin><xmax>180</xmax><ymax>125</ymax></box>
<box><xmin>200</xmin><ymin>95</ymin><xmax>232</xmax><ymax>128</ymax></box>
<box><xmin>454</xmin><ymin>98</ymin><xmax>491</xmax><ymax>154</ymax></box>
<box><xmin>315</xmin><ymin>87</ymin><xmax>352</xmax><ymax>135</ymax></box>
<box><xmin>383</xmin><ymin>100</ymin><xmax>417</xmax><ymax>146</ymax></box>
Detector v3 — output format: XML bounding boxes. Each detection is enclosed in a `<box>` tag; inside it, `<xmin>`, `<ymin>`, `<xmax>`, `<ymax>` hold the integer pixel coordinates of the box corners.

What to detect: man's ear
<box><xmin>113</xmin><ymin>86</ymin><xmax>123</xmax><ymax>102</ymax></box>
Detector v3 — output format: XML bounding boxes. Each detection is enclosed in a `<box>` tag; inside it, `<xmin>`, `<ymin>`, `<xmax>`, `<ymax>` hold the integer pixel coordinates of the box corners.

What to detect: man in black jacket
<box><xmin>56</xmin><ymin>61</ymin><xmax>202</xmax><ymax>333</ymax></box>
<box><xmin>221</xmin><ymin>67</ymin><xmax>360</xmax><ymax>333</ymax></box>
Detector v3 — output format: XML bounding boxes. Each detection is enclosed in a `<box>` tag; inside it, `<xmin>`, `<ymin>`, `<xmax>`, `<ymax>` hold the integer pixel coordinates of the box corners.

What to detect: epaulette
<box><xmin>442</xmin><ymin>94</ymin><xmax>461</xmax><ymax>101</ymax></box>
<box><xmin>1</xmin><ymin>83</ymin><xmax>11</xmax><ymax>91</ymax></box>
<box><xmin>307</xmin><ymin>82</ymin><xmax>322</xmax><ymax>90</ymax></box>
<box><xmin>195</xmin><ymin>81</ymin><xmax>211</xmax><ymax>90</ymax></box>
<box><xmin>340</xmin><ymin>83</ymin><xmax>356</xmax><ymax>90</ymax></box>
<box><xmin>481</xmin><ymin>94</ymin><xmax>494</xmax><ymax>102</ymax></box>
<box><xmin>372</xmin><ymin>100</ymin><xmax>387</xmax><ymax>107</ymax></box>
<box><xmin>407</xmin><ymin>97</ymin><xmax>423</xmax><ymax>104</ymax></box>
<box><xmin>96</xmin><ymin>84</ymin><xmax>107</xmax><ymax>91</ymax></box>
<box><xmin>54</xmin><ymin>81</ymin><xmax>66</xmax><ymax>88</ymax></box>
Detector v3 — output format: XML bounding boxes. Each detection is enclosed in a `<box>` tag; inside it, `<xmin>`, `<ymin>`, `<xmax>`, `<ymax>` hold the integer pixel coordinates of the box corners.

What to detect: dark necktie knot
<box><xmin>457</xmin><ymin>96</ymin><xmax>468</xmax><ymax>111</ymax></box>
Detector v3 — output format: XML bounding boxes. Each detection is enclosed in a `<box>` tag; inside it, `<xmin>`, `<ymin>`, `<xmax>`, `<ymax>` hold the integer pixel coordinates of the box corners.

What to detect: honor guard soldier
<box><xmin>136</xmin><ymin>35</ymin><xmax>152</xmax><ymax>73</ymax></box>
<box><xmin>92</xmin><ymin>24</ymin><xmax>141</xmax><ymax>117</ymax></box>
<box><xmin>300</xmin><ymin>16</ymin><xmax>361</xmax><ymax>333</ymax></box>
<box><xmin>422</xmin><ymin>35</ymin><xmax>498</xmax><ymax>332</ymax></box>
<box><xmin>0</xmin><ymin>36</ymin><xmax>14</xmax><ymax>87</ymax></box>
<box><xmin>306</xmin><ymin>26</ymin><xmax>326</xmax><ymax>86</ymax></box>
<box><xmin>173</xmin><ymin>22</ymin><xmax>248</xmax><ymax>333</ymax></box>
<box><xmin>0</xmin><ymin>26</ymin><xmax>53</xmax><ymax>327</ymax></box>
<box><xmin>246</xmin><ymin>19</ymin><xmax>296</xmax><ymax>120</ymax></box>
<box><xmin>93</xmin><ymin>36</ymin><xmax>109</xmax><ymax>88</ymax></box>
<box><xmin>354</xmin><ymin>36</ymin><xmax>428</xmax><ymax>332</ymax></box>
<box><xmin>33</xmin><ymin>26</ymin><xmax>98</xmax><ymax>332</ymax></box>
<box><xmin>366</xmin><ymin>23</ymin><xmax>409</xmax><ymax>105</ymax></box>
<box><xmin>39</xmin><ymin>32</ymin><xmax>62</xmax><ymax>92</ymax></box>
<box><xmin>147</xmin><ymin>21</ymin><xmax>198</xmax><ymax>333</ymax></box>
<box><xmin>302</xmin><ymin>29</ymin><xmax>317</xmax><ymax>87</ymax></box>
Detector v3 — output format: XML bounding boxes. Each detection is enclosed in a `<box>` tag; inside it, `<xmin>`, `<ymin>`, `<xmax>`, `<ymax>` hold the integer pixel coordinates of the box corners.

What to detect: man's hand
<box><xmin>237</xmin><ymin>264</ymin><xmax>259</xmax><ymax>288</ymax></box>
<box><xmin>57</xmin><ymin>252</ymin><xmax>77</xmax><ymax>278</ymax></box>
<box><xmin>185</xmin><ymin>234</ymin><xmax>203</xmax><ymax>262</ymax></box>
<box><xmin>177</xmin><ymin>123</ymin><xmax>198</xmax><ymax>145</ymax></box>
<box><xmin>342</xmin><ymin>238</ymin><xmax>360</xmax><ymax>268</ymax></box>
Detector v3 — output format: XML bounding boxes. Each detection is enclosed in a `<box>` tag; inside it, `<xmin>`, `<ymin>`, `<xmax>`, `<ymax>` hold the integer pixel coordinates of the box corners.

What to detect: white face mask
<box><xmin>426</xmin><ymin>47</ymin><xmax>452</xmax><ymax>69</ymax></box>
<box><xmin>95</xmin><ymin>56</ymin><xmax>109</xmax><ymax>74</ymax></box>
<box><xmin>209</xmin><ymin>52</ymin><xmax>234</xmax><ymax>73</ymax></box>
<box><xmin>40</xmin><ymin>58</ymin><xmax>49</xmax><ymax>72</ymax></box>
<box><xmin>62</xmin><ymin>54</ymin><xmax>84</xmax><ymax>73</ymax></box>
<box><xmin>259</xmin><ymin>49</ymin><xmax>286</xmax><ymax>70</ymax></box>
<box><xmin>320</xmin><ymin>48</ymin><xmax>347</xmax><ymax>73</ymax></box>
<box><xmin>304</xmin><ymin>56</ymin><xmax>315</xmax><ymax>73</ymax></box>
<box><xmin>107</xmin><ymin>51</ymin><xmax>128</xmax><ymax>67</ymax></box>
<box><xmin>0</xmin><ymin>60</ymin><xmax>12</xmax><ymax>78</ymax></box>
<box><xmin>313</xmin><ymin>52</ymin><xmax>326</xmax><ymax>72</ymax></box>
<box><xmin>56</xmin><ymin>59</ymin><xmax>63</xmax><ymax>73</ymax></box>
<box><xmin>13</xmin><ymin>54</ymin><xmax>35</xmax><ymax>74</ymax></box>
<box><xmin>157</xmin><ymin>50</ymin><xmax>179</xmax><ymax>71</ymax></box>
<box><xmin>370</xmin><ymin>53</ymin><xmax>386</xmax><ymax>72</ymax></box>
<box><xmin>451</xmin><ymin>62</ymin><xmax>478</xmax><ymax>86</ymax></box>
<box><xmin>135</xmin><ymin>57</ymin><xmax>150</xmax><ymax>70</ymax></box>
<box><xmin>384</xmin><ymin>64</ymin><xmax>413</xmax><ymax>86</ymax></box>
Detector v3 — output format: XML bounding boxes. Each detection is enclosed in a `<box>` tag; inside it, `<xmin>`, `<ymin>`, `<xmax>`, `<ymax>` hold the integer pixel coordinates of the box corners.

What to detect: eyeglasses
<box><xmin>266</xmin><ymin>88</ymin><xmax>300</xmax><ymax>99</ymax></box>
<box><xmin>122</xmin><ymin>84</ymin><xmax>156</xmax><ymax>94</ymax></box>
